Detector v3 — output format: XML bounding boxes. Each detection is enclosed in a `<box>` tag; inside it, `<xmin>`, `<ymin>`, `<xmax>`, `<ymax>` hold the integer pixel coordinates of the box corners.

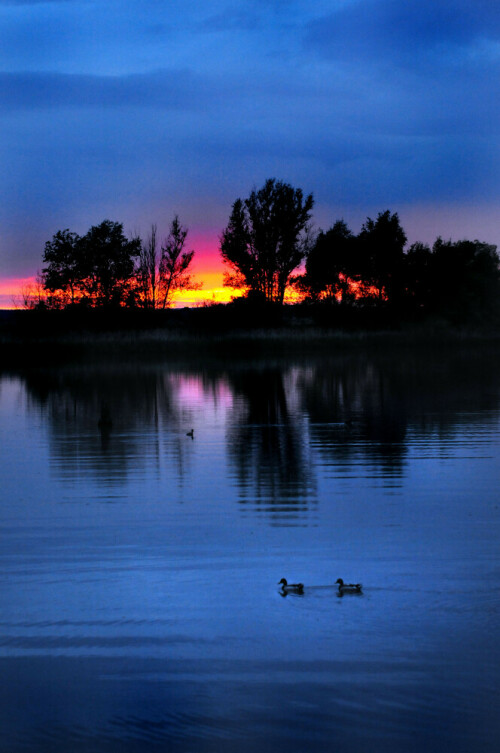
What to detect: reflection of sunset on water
<box><xmin>175</xmin><ymin>374</ymin><xmax>234</xmax><ymax>412</ymax></box>
<box><xmin>3</xmin><ymin>348</ymin><xmax>500</xmax><ymax>752</ymax></box>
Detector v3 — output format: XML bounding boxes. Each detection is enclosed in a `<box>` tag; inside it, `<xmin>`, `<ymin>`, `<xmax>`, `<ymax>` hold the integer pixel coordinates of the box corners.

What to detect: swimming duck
<box><xmin>335</xmin><ymin>578</ymin><xmax>362</xmax><ymax>593</ymax></box>
<box><xmin>278</xmin><ymin>578</ymin><xmax>304</xmax><ymax>594</ymax></box>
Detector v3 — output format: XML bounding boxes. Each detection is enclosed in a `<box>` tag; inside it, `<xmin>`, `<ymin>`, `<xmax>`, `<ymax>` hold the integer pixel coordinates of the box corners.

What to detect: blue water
<box><xmin>1</xmin><ymin>350</ymin><xmax>500</xmax><ymax>752</ymax></box>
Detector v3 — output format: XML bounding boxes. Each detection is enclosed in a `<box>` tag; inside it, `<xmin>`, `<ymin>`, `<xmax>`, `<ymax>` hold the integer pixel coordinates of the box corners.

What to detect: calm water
<box><xmin>1</xmin><ymin>347</ymin><xmax>500</xmax><ymax>752</ymax></box>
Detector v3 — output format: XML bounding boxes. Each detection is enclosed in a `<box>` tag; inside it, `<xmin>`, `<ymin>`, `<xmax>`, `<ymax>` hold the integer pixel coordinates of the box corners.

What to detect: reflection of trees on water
<box><xmin>16</xmin><ymin>346</ymin><xmax>500</xmax><ymax>509</ymax></box>
<box><xmin>298</xmin><ymin>357</ymin><xmax>409</xmax><ymax>479</ymax></box>
<box><xmin>298</xmin><ymin>349</ymin><xmax>500</xmax><ymax>481</ymax></box>
<box><xmin>22</xmin><ymin>365</ymin><xmax>196</xmax><ymax>487</ymax></box>
<box><xmin>224</xmin><ymin>367</ymin><xmax>316</xmax><ymax>519</ymax></box>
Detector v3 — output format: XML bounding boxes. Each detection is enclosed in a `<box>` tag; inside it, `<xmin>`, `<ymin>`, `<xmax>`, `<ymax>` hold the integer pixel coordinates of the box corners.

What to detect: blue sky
<box><xmin>1</xmin><ymin>0</ymin><xmax>499</xmax><ymax>291</ymax></box>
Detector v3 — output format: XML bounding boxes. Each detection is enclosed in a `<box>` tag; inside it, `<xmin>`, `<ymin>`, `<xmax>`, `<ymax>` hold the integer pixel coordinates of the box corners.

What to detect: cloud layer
<box><xmin>1</xmin><ymin>0</ymin><xmax>499</xmax><ymax>279</ymax></box>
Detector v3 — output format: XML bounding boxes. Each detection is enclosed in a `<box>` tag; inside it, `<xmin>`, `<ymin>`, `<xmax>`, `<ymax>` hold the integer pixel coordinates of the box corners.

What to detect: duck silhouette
<box><xmin>335</xmin><ymin>578</ymin><xmax>362</xmax><ymax>594</ymax></box>
<box><xmin>278</xmin><ymin>578</ymin><xmax>304</xmax><ymax>594</ymax></box>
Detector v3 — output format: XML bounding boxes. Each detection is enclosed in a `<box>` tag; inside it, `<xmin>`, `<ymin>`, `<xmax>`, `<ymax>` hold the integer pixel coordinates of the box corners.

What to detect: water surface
<box><xmin>1</xmin><ymin>348</ymin><xmax>500</xmax><ymax>752</ymax></box>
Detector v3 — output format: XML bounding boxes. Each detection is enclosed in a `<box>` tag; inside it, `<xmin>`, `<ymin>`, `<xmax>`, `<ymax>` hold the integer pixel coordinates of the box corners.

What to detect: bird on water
<box><xmin>278</xmin><ymin>578</ymin><xmax>304</xmax><ymax>594</ymax></box>
<box><xmin>335</xmin><ymin>578</ymin><xmax>362</xmax><ymax>593</ymax></box>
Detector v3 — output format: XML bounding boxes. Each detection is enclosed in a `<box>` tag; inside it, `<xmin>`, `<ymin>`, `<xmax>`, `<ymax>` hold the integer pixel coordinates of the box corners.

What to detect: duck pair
<box><xmin>278</xmin><ymin>577</ymin><xmax>363</xmax><ymax>594</ymax></box>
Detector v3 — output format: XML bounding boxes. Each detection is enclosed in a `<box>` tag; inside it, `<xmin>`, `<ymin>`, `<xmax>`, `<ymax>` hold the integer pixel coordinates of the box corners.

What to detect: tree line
<box><xmin>221</xmin><ymin>179</ymin><xmax>499</xmax><ymax>324</ymax></box>
<box><xmin>27</xmin><ymin>177</ymin><xmax>500</xmax><ymax>325</ymax></box>
<box><xmin>24</xmin><ymin>216</ymin><xmax>199</xmax><ymax>310</ymax></box>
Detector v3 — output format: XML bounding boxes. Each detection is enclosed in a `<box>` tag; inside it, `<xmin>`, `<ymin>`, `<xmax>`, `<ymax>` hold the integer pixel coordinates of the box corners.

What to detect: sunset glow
<box><xmin>0</xmin><ymin>267</ymin><xmax>386</xmax><ymax>310</ymax></box>
<box><xmin>0</xmin><ymin>277</ymin><xmax>36</xmax><ymax>310</ymax></box>
<box><xmin>2</xmin><ymin>1</ymin><xmax>498</xmax><ymax>299</ymax></box>
<box><xmin>0</xmin><ymin>266</ymin><xmax>241</xmax><ymax>310</ymax></box>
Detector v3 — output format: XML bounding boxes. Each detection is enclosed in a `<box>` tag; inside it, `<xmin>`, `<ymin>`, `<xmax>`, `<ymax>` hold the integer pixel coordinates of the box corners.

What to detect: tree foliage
<box><xmin>136</xmin><ymin>224</ymin><xmax>160</xmax><ymax>310</ymax></box>
<box><xmin>406</xmin><ymin>237</ymin><xmax>500</xmax><ymax>322</ymax></box>
<box><xmin>77</xmin><ymin>220</ymin><xmax>140</xmax><ymax>307</ymax></box>
<box><xmin>299</xmin><ymin>210</ymin><xmax>499</xmax><ymax>324</ymax></box>
<box><xmin>41</xmin><ymin>220</ymin><xmax>140</xmax><ymax>307</ymax></box>
<box><xmin>17</xmin><ymin>272</ymin><xmax>55</xmax><ymax>310</ymax></box>
<box><xmin>33</xmin><ymin>200</ymin><xmax>500</xmax><ymax>327</ymax></box>
<box><xmin>220</xmin><ymin>178</ymin><xmax>314</xmax><ymax>304</ymax></box>
<box><xmin>42</xmin><ymin>229</ymin><xmax>81</xmax><ymax>306</ymax></box>
<box><xmin>301</xmin><ymin>210</ymin><xmax>407</xmax><ymax>305</ymax></box>
<box><xmin>158</xmin><ymin>215</ymin><xmax>201</xmax><ymax>309</ymax></box>
<box><xmin>40</xmin><ymin>216</ymin><xmax>199</xmax><ymax>310</ymax></box>
<box><xmin>302</xmin><ymin>220</ymin><xmax>355</xmax><ymax>301</ymax></box>
<box><xmin>357</xmin><ymin>210</ymin><xmax>407</xmax><ymax>301</ymax></box>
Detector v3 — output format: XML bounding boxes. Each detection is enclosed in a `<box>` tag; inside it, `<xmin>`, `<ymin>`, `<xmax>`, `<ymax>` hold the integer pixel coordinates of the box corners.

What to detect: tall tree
<box><xmin>78</xmin><ymin>220</ymin><xmax>141</xmax><ymax>307</ymax></box>
<box><xmin>136</xmin><ymin>224</ymin><xmax>160</xmax><ymax>309</ymax></box>
<box><xmin>220</xmin><ymin>178</ymin><xmax>314</xmax><ymax>304</ymax></box>
<box><xmin>41</xmin><ymin>229</ymin><xmax>81</xmax><ymax>305</ymax></box>
<box><xmin>404</xmin><ymin>241</ymin><xmax>433</xmax><ymax>312</ymax></box>
<box><xmin>429</xmin><ymin>237</ymin><xmax>500</xmax><ymax>322</ymax></box>
<box><xmin>358</xmin><ymin>210</ymin><xmax>407</xmax><ymax>302</ymax></box>
<box><xmin>158</xmin><ymin>215</ymin><xmax>200</xmax><ymax>309</ymax></box>
<box><xmin>302</xmin><ymin>220</ymin><xmax>355</xmax><ymax>301</ymax></box>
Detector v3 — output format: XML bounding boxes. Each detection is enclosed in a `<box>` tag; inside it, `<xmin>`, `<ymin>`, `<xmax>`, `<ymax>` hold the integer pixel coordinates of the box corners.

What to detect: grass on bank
<box><xmin>2</xmin><ymin>304</ymin><xmax>500</xmax><ymax>365</ymax></box>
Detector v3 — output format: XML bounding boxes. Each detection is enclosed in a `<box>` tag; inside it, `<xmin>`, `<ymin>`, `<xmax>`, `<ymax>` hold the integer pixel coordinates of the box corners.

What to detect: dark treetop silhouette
<box><xmin>23</xmin><ymin>177</ymin><xmax>500</xmax><ymax>329</ymax></box>
<box><xmin>40</xmin><ymin>217</ymin><xmax>199</xmax><ymax>310</ymax></box>
<box><xmin>220</xmin><ymin>178</ymin><xmax>314</xmax><ymax>304</ymax></box>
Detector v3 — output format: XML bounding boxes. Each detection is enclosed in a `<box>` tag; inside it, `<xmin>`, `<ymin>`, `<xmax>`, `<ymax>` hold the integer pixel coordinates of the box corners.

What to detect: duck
<box><xmin>335</xmin><ymin>578</ymin><xmax>362</xmax><ymax>593</ymax></box>
<box><xmin>278</xmin><ymin>578</ymin><xmax>304</xmax><ymax>594</ymax></box>
<box><xmin>186</xmin><ymin>428</ymin><xmax>194</xmax><ymax>438</ymax></box>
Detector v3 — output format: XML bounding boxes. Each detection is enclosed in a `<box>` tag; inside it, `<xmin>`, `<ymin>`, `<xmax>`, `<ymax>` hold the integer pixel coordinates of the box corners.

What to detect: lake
<box><xmin>1</xmin><ymin>344</ymin><xmax>500</xmax><ymax>752</ymax></box>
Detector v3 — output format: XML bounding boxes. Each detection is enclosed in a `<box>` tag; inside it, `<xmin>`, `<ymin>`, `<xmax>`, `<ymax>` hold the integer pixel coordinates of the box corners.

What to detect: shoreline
<box><xmin>2</xmin><ymin>304</ymin><xmax>500</xmax><ymax>368</ymax></box>
<box><xmin>2</xmin><ymin>321</ymin><xmax>500</xmax><ymax>367</ymax></box>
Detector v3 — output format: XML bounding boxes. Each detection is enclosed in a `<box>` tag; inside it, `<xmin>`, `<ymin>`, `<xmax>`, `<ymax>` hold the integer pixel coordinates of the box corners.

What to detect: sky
<box><xmin>1</xmin><ymin>0</ymin><xmax>499</xmax><ymax>306</ymax></box>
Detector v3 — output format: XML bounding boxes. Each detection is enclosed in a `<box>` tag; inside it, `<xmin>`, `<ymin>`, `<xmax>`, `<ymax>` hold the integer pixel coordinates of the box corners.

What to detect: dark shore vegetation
<box><xmin>2</xmin><ymin>301</ymin><xmax>500</xmax><ymax>368</ymax></box>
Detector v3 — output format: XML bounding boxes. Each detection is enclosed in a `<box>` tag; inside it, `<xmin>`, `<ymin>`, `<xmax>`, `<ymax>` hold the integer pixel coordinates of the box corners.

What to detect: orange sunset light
<box><xmin>0</xmin><ymin>277</ymin><xmax>36</xmax><ymax>310</ymax></box>
<box><xmin>0</xmin><ymin>268</ymin><xmax>239</xmax><ymax>310</ymax></box>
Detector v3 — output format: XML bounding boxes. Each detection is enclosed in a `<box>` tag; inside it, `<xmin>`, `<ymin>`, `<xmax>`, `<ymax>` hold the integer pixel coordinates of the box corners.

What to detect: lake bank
<box><xmin>2</xmin><ymin>306</ymin><xmax>500</xmax><ymax>366</ymax></box>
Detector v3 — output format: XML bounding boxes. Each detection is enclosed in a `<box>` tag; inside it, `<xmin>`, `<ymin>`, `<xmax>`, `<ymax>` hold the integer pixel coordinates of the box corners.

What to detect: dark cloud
<box><xmin>0</xmin><ymin>0</ymin><xmax>80</xmax><ymax>4</ymax></box>
<box><xmin>0</xmin><ymin>66</ymin><xmax>325</xmax><ymax>115</ymax></box>
<box><xmin>200</xmin><ymin>9</ymin><xmax>262</xmax><ymax>32</ymax></box>
<box><xmin>0</xmin><ymin>70</ymin><xmax>203</xmax><ymax>111</ymax></box>
<box><xmin>1</xmin><ymin>0</ymin><xmax>499</xmax><ymax>283</ymax></box>
<box><xmin>305</xmin><ymin>0</ymin><xmax>500</xmax><ymax>68</ymax></box>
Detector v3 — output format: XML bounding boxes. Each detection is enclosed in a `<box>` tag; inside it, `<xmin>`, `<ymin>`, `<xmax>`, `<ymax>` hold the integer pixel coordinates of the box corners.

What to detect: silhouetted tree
<box><xmin>402</xmin><ymin>237</ymin><xmax>500</xmax><ymax>323</ymax></box>
<box><xmin>78</xmin><ymin>220</ymin><xmax>141</xmax><ymax>307</ymax></box>
<box><xmin>18</xmin><ymin>272</ymin><xmax>58</xmax><ymax>310</ymax></box>
<box><xmin>428</xmin><ymin>238</ymin><xmax>499</xmax><ymax>323</ymax></box>
<box><xmin>357</xmin><ymin>210</ymin><xmax>407</xmax><ymax>303</ymax></box>
<box><xmin>136</xmin><ymin>224</ymin><xmax>160</xmax><ymax>309</ymax></box>
<box><xmin>404</xmin><ymin>241</ymin><xmax>433</xmax><ymax>312</ymax></box>
<box><xmin>41</xmin><ymin>229</ymin><xmax>81</xmax><ymax>305</ymax></box>
<box><xmin>158</xmin><ymin>215</ymin><xmax>201</xmax><ymax>309</ymax></box>
<box><xmin>301</xmin><ymin>220</ymin><xmax>356</xmax><ymax>302</ymax></box>
<box><xmin>40</xmin><ymin>217</ymin><xmax>200</xmax><ymax>310</ymax></box>
<box><xmin>220</xmin><ymin>178</ymin><xmax>314</xmax><ymax>304</ymax></box>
